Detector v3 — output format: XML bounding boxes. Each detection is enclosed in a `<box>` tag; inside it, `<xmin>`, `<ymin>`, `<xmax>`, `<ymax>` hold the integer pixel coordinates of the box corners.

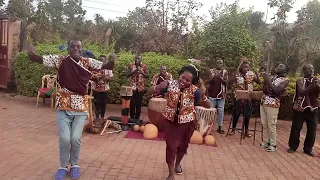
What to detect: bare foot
<box><xmin>166</xmin><ymin>173</ymin><xmax>174</xmax><ymax>180</ymax></box>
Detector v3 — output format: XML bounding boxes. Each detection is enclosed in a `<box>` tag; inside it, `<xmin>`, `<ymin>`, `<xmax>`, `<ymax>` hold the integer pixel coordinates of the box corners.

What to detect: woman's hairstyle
<box><xmin>238</xmin><ymin>61</ymin><xmax>250</xmax><ymax>73</ymax></box>
<box><xmin>178</xmin><ymin>64</ymin><xmax>200</xmax><ymax>85</ymax></box>
<box><xmin>107</xmin><ymin>54</ymin><xmax>117</xmax><ymax>60</ymax></box>
<box><xmin>99</xmin><ymin>55</ymin><xmax>107</xmax><ymax>58</ymax></box>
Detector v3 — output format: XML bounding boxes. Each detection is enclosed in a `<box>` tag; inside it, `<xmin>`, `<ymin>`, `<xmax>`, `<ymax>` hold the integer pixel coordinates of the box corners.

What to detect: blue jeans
<box><xmin>56</xmin><ymin>110</ymin><xmax>88</xmax><ymax>168</ymax></box>
<box><xmin>209</xmin><ymin>98</ymin><xmax>225</xmax><ymax>127</ymax></box>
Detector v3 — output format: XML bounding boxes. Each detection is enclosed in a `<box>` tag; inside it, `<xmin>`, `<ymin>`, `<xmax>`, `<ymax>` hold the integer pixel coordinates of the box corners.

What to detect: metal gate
<box><xmin>0</xmin><ymin>18</ymin><xmax>8</xmax><ymax>88</ymax></box>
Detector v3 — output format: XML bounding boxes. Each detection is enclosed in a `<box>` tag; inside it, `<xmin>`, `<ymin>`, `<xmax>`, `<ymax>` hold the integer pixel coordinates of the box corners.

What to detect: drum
<box><xmin>251</xmin><ymin>91</ymin><xmax>263</xmax><ymax>101</ymax></box>
<box><xmin>148</xmin><ymin>98</ymin><xmax>167</xmax><ymax>131</ymax></box>
<box><xmin>235</xmin><ymin>90</ymin><xmax>251</xmax><ymax>100</ymax></box>
<box><xmin>120</xmin><ymin>85</ymin><xmax>133</xmax><ymax>97</ymax></box>
<box><xmin>120</xmin><ymin>85</ymin><xmax>133</xmax><ymax>131</ymax></box>
<box><xmin>195</xmin><ymin>106</ymin><xmax>217</xmax><ymax>136</ymax></box>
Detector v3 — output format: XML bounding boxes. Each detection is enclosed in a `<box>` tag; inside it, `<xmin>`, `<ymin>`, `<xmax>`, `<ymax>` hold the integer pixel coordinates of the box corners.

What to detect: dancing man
<box><xmin>91</xmin><ymin>54</ymin><xmax>116</xmax><ymax>119</ymax></box>
<box><xmin>230</xmin><ymin>59</ymin><xmax>260</xmax><ymax>137</ymax></box>
<box><xmin>260</xmin><ymin>64</ymin><xmax>289</xmax><ymax>152</ymax></box>
<box><xmin>127</xmin><ymin>54</ymin><xmax>149</xmax><ymax>120</ymax></box>
<box><xmin>288</xmin><ymin>64</ymin><xmax>319</xmax><ymax>157</ymax></box>
<box><xmin>27</xmin><ymin>40</ymin><xmax>108</xmax><ymax>180</ymax></box>
<box><xmin>208</xmin><ymin>58</ymin><xmax>228</xmax><ymax>134</ymax></box>
<box><xmin>148</xmin><ymin>64</ymin><xmax>211</xmax><ymax>180</ymax></box>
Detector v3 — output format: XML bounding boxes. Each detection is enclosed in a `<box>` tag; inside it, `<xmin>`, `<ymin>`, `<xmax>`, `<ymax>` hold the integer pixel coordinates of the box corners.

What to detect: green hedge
<box><xmin>12</xmin><ymin>43</ymin><xmax>319</xmax><ymax>120</ymax></box>
<box><xmin>12</xmin><ymin>44</ymin><xmax>191</xmax><ymax>105</ymax></box>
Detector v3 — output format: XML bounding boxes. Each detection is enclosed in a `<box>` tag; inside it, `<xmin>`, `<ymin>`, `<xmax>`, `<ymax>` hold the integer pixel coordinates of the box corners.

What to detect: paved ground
<box><xmin>0</xmin><ymin>97</ymin><xmax>320</xmax><ymax>180</ymax></box>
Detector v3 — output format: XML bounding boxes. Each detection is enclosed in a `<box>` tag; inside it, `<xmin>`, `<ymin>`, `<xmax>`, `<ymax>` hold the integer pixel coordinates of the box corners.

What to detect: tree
<box><xmin>197</xmin><ymin>2</ymin><xmax>259</xmax><ymax>68</ymax></box>
<box><xmin>292</xmin><ymin>0</ymin><xmax>320</xmax><ymax>73</ymax></box>
<box><xmin>6</xmin><ymin>0</ymin><xmax>34</xmax><ymax>22</ymax></box>
<box><xmin>266</xmin><ymin>0</ymin><xmax>296</xmax><ymax>73</ymax></box>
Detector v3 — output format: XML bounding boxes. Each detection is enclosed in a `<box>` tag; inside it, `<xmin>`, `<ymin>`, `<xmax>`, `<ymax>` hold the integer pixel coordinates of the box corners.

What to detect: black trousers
<box><xmin>130</xmin><ymin>90</ymin><xmax>144</xmax><ymax>119</ymax></box>
<box><xmin>288</xmin><ymin>109</ymin><xmax>318</xmax><ymax>152</ymax></box>
<box><xmin>93</xmin><ymin>91</ymin><xmax>108</xmax><ymax>118</ymax></box>
<box><xmin>232</xmin><ymin>99</ymin><xmax>252</xmax><ymax>131</ymax></box>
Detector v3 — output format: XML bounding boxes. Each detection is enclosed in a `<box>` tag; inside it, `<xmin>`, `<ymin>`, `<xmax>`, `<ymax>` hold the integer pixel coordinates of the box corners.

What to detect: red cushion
<box><xmin>38</xmin><ymin>87</ymin><xmax>50</xmax><ymax>94</ymax></box>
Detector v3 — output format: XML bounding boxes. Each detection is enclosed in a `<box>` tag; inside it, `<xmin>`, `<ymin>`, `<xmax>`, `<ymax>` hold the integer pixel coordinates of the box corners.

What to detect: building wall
<box><xmin>7</xmin><ymin>19</ymin><xmax>21</xmax><ymax>86</ymax></box>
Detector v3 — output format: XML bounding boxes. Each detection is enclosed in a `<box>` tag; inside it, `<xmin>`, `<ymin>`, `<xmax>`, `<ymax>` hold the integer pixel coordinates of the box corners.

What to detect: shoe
<box><xmin>266</xmin><ymin>145</ymin><xmax>277</xmax><ymax>152</ymax></box>
<box><xmin>54</xmin><ymin>168</ymin><xmax>68</xmax><ymax>180</ymax></box>
<box><xmin>70</xmin><ymin>165</ymin><xmax>81</xmax><ymax>179</ymax></box>
<box><xmin>303</xmin><ymin>151</ymin><xmax>315</xmax><ymax>157</ymax></box>
<box><xmin>217</xmin><ymin>126</ymin><xmax>225</xmax><ymax>134</ymax></box>
<box><xmin>259</xmin><ymin>142</ymin><xmax>270</xmax><ymax>148</ymax></box>
<box><xmin>287</xmin><ymin>148</ymin><xmax>295</xmax><ymax>153</ymax></box>
<box><xmin>244</xmin><ymin>132</ymin><xmax>252</xmax><ymax>138</ymax></box>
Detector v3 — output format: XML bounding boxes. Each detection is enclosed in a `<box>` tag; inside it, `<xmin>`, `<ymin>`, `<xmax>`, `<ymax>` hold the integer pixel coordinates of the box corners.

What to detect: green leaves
<box><xmin>13</xmin><ymin>44</ymin><xmax>190</xmax><ymax>106</ymax></box>
<box><xmin>197</xmin><ymin>2</ymin><xmax>259</xmax><ymax>68</ymax></box>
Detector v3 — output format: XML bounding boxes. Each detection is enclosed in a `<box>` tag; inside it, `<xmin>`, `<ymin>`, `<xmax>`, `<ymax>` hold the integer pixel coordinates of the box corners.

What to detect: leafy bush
<box><xmin>12</xmin><ymin>43</ymin><xmax>191</xmax><ymax>105</ymax></box>
<box><xmin>12</xmin><ymin>43</ymin><xmax>320</xmax><ymax>120</ymax></box>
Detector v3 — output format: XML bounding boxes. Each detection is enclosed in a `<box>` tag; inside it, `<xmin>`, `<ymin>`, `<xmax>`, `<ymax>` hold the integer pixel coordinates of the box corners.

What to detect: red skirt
<box><xmin>164</xmin><ymin>120</ymin><xmax>196</xmax><ymax>164</ymax></box>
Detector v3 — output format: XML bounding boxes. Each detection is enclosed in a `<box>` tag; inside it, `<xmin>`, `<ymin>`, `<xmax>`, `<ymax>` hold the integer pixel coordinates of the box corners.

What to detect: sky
<box><xmin>82</xmin><ymin>0</ymin><xmax>309</xmax><ymax>23</ymax></box>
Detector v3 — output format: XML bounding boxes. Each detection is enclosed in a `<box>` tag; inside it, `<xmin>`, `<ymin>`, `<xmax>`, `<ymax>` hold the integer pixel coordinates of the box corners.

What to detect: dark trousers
<box><xmin>165</xmin><ymin>120</ymin><xmax>195</xmax><ymax>165</ymax></box>
<box><xmin>93</xmin><ymin>91</ymin><xmax>108</xmax><ymax>118</ymax></box>
<box><xmin>130</xmin><ymin>90</ymin><xmax>144</xmax><ymax>119</ymax></box>
<box><xmin>232</xmin><ymin>99</ymin><xmax>252</xmax><ymax>131</ymax></box>
<box><xmin>288</xmin><ymin>109</ymin><xmax>318</xmax><ymax>152</ymax></box>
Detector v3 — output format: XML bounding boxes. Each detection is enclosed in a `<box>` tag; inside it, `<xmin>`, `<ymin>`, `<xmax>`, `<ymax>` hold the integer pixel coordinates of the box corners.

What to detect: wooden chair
<box><xmin>36</xmin><ymin>74</ymin><xmax>57</xmax><ymax>108</ymax></box>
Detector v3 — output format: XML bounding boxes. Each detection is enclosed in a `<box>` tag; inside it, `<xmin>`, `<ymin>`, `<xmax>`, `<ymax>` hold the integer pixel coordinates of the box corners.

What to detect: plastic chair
<box><xmin>36</xmin><ymin>75</ymin><xmax>57</xmax><ymax>108</ymax></box>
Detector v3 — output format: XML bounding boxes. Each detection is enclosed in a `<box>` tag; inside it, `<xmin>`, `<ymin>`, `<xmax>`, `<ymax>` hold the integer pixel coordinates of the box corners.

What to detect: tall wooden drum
<box><xmin>195</xmin><ymin>106</ymin><xmax>217</xmax><ymax>136</ymax></box>
<box><xmin>120</xmin><ymin>86</ymin><xmax>133</xmax><ymax>131</ymax></box>
<box><xmin>148</xmin><ymin>98</ymin><xmax>167</xmax><ymax>131</ymax></box>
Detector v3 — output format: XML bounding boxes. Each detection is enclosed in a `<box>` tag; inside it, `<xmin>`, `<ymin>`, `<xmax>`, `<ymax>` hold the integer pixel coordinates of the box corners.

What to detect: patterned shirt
<box><xmin>91</xmin><ymin>69</ymin><xmax>113</xmax><ymax>92</ymax></box>
<box><xmin>128</xmin><ymin>63</ymin><xmax>147</xmax><ymax>92</ymax></box>
<box><xmin>151</xmin><ymin>72</ymin><xmax>172</xmax><ymax>86</ymax></box>
<box><xmin>235</xmin><ymin>71</ymin><xmax>255</xmax><ymax>91</ymax></box>
<box><xmin>208</xmin><ymin>68</ymin><xmax>228</xmax><ymax>99</ymax></box>
<box><xmin>163</xmin><ymin>80</ymin><xmax>199</xmax><ymax>124</ymax></box>
<box><xmin>261</xmin><ymin>76</ymin><xmax>288</xmax><ymax>108</ymax></box>
<box><xmin>43</xmin><ymin>55</ymin><xmax>103</xmax><ymax>112</ymax></box>
<box><xmin>293</xmin><ymin>77</ymin><xmax>320</xmax><ymax>112</ymax></box>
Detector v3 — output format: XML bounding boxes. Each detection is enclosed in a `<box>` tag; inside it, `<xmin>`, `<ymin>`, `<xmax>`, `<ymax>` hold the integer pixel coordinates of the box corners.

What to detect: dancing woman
<box><xmin>148</xmin><ymin>64</ymin><xmax>211</xmax><ymax>180</ymax></box>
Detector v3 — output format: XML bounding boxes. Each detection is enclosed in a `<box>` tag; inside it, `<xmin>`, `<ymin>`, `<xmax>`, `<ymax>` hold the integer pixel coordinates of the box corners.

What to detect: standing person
<box><xmin>260</xmin><ymin>64</ymin><xmax>289</xmax><ymax>152</ymax></box>
<box><xmin>127</xmin><ymin>54</ymin><xmax>149</xmax><ymax>119</ymax></box>
<box><xmin>148</xmin><ymin>64</ymin><xmax>211</xmax><ymax>180</ymax></box>
<box><xmin>27</xmin><ymin>40</ymin><xmax>108</xmax><ymax>180</ymax></box>
<box><xmin>91</xmin><ymin>54</ymin><xmax>116</xmax><ymax>119</ymax></box>
<box><xmin>229</xmin><ymin>59</ymin><xmax>260</xmax><ymax>137</ymax></box>
<box><xmin>151</xmin><ymin>65</ymin><xmax>172</xmax><ymax>86</ymax></box>
<box><xmin>208</xmin><ymin>58</ymin><xmax>228</xmax><ymax>134</ymax></box>
<box><xmin>288</xmin><ymin>64</ymin><xmax>319</xmax><ymax>157</ymax></box>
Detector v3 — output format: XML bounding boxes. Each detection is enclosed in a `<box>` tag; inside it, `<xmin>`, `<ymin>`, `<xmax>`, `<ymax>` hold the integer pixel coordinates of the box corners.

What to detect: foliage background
<box><xmin>13</xmin><ymin>43</ymin><xmax>316</xmax><ymax>120</ymax></box>
<box><xmin>13</xmin><ymin>44</ymin><xmax>191</xmax><ymax>105</ymax></box>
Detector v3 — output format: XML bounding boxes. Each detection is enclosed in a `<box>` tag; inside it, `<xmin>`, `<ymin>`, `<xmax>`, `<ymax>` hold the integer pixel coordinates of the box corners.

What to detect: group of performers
<box><xmin>26</xmin><ymin>39</ymin><xmax>319</xmax><ymax>180</ymax></box>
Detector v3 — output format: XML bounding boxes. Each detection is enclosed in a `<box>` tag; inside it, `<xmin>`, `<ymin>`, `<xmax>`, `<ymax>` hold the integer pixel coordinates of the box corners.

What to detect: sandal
<box><xmin>175</xmin><ymin>165</ymin><xmax>183</xmax><ymax>175</ymax></box>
